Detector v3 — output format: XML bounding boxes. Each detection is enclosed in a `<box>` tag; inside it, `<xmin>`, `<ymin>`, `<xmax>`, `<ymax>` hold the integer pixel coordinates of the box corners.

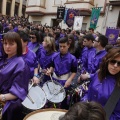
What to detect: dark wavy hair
<box><xmin>98</xmin><ymin>47</ymin><xmax>120</xmax><ymax>86</ymax></box>
<box><xmin>30</xmin><ymin>30</ymin><xmax>40</xmax><ymax>43</ymax></box>
<box><xmin>60</xmin><ymin>101</ymin><xmax>106</xmax><ymax>120</ymax></box>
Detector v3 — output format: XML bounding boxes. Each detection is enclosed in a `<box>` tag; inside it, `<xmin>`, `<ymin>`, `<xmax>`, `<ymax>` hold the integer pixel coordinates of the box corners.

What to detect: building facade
<box><xmin>26</xmin><ymin>0</ymin><xmax>120</xmax><ymax>34</ymax></box>
<box><xmin>0</xmin><ymin>0</ymin><xmax>27</xmax><ymax>17</ymax></box>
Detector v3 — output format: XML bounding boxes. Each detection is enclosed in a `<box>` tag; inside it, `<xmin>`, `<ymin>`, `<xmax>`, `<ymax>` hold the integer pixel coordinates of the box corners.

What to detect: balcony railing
<box><xmin>109</xmin><ymin>0</ymin><xmax>120</xmax><ymax>6</ymax></box>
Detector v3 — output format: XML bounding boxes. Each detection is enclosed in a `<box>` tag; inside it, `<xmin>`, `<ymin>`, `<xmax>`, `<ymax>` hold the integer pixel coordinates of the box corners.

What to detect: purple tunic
<box><xmin>0</xmin><ymin>41</ymin><xmax>3</xmax><ymax>58</ymax></box>
<box><xmin>82</xmin><ymin>73</ymin><xmax>120</xmax><ymax>120</ymax></box>
<box><xmin>38</xmin><ymin>49</ymin><xmax>57</xmax><ymax>82</ymax></box>
<box><xmin>27</xmin><ymin>42</ymin><xmax>40</xmax><ymax>56</ymax></box>
<box><xmin>81</xmin><ymin>47</ymin><xmax>96</xmax><ymax>73</ymax></box>
<box><xmin>90</xmin><ymin>50</ymin><xmax>107</xmax><ymax>73</ymax></box>
<box><xmin>22</xmin><ymin>48</ymin><xmax>38</xmax><ymax>78</ymax></box>
<box><xmin>0</xmin><ymin>56</ymin><xmax>30</xmax><ymax>120</ymax></box>
<box><xmin>52</xmin><ymin>52</ymin><xmax>77</xmax><ymax>86</ymax></box>
<box><xmin>38</xmin><ymin>50</ymin><xmax>57</xmax><ymax>70</ymax></box>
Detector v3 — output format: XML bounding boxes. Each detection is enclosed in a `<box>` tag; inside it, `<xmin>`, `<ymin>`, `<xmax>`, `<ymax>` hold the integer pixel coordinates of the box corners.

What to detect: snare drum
<box><xmin>22</xmin><ymin>84</ymin><xmax>47</xmax><ymax>112</ymax></box>
<box><xmin>23</xmin><ymin>108</ymin><xmax>67</xmax><ymax>120</ymax></box>
<box><xmin>42</xmin><ymin>81</ymin><xmax>66</xmax><ymax>103</ymax></box>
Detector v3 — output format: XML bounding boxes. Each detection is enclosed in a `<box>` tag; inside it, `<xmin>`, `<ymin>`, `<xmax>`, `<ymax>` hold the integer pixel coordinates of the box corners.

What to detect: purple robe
<box><xmin>0</xmin><ymin>56</ymin><xmax>30</xmax><ymax>120</ymax></box>
<box><xmin>52</xmin><ymin>52</ymin><xmax>77</xmax><ymax>86</ymax></box>
<box><xmin>0</xmin><ymin>41</ymin><xmax>3</xmax><ymax>58</ymax></box>
<box><xmin>90</xmin><ymin>50</ymin><xmax>107</xmax><ymax>73</ymax></box>
<box><xmin>81</xmin><ymin>47</ymin><xmax>96</xmax><ymax>73</ymax></box>
<box><xmin>22</xmin><ymin>48</ymin><xmax>38</xmax><ymax>78</ymax></box>
<box><xmin>82</xmin><ymin>73</ymin><xmax>120</xmax><ymax>120</ymax></box>
<box><xmin>27</xmin><ymin>42</ymin><xmax>40</xmax><ymax>57</ymax></box>
<box><xmin>38</xmin><ymin>49</ymin><xmax>57</xmax><ymax>83</ymax></box>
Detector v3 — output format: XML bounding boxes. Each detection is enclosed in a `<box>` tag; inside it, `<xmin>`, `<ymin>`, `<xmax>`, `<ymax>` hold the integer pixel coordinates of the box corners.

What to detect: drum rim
<box><xmin>23</xmin><ymin>108</ymin><xmax>67</xmax><ymax>120</ymax></box>
<box><xmin>42</xmin><ymin>80</ymin><xmax>66</xmax><ymax>103</ymax></box>
<box><xmin>22</xmin><ymin>85</ymin><xmax>47</xmax><ymax>110</ymax></box>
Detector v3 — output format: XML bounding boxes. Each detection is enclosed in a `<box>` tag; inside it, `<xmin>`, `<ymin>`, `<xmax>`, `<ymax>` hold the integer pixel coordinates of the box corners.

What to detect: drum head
<box><xmin>22</xmin><ymin>85</ymin><xmax>46</xmax><ymax>110</ymax></box>
<box><xmin>42</xmin><ymin>81</ymin><xmax>66</xmax><ymax>103</ymax></box>
<box><xmin>23</xmin><ymin>108</ymin><xmax>67</xmax><ymax>120</ymax></box>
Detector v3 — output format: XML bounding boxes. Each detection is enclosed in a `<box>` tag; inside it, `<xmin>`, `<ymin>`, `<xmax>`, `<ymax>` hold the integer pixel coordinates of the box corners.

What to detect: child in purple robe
<box><xmin>46</xmin><ymin>37</ymin><xmax>77</xmax><ymax>109</ymax></box>
<box><xmin>78</xmin><ymin>35</ymin><xmax>108</xmax><ymax>80</ymax></box>
<box><xmin>0</xmin><ymin>32</ymin><xmax>30</xmax><ymax>120</ymax></box>
<box><xmin>81</xmin><ymin>34</ymin><xmax>96</xmax><ymax>73</ymax></box>
<box><xmin>80</xmin><ymin>48</ymin><xmax>120</xmax><ymax>120</ymax></box>
<box><xmin>28</xmin><ymin>30</ymin><xmax>42</xmax><ymax>57</ymax></box>
<box><xmin>18</xmin><ymin>31</ymin><xmax>39</xmax><ymax>82</ymax></box>
<box><xmin>37</xmin><ymin>36</ymin><xmax>57</xmax><ymax>85</ymax></box>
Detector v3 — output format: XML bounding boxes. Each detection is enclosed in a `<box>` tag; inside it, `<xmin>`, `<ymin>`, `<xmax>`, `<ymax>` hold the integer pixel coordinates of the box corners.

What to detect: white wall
<box><xmin>29</xmin><ymin>15</ymin><xmax>57</xmax><ymax>26</ymax></box>
<box><xmin>28</xmin><ymin>0</ymin><xmax>119</xmax><ymax>35</ymax></box>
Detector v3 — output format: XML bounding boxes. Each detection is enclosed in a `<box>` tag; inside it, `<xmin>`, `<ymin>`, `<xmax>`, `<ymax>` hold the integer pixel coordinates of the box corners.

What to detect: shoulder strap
<box><xmin>104</xmin><ymin>85</ymin><xmax>120</xmax><ymax>120</ymax></box>
<box><xmin>33</xmin><ymin>44</ymin><xmax>40</xmax><ymax>53</ymax></box>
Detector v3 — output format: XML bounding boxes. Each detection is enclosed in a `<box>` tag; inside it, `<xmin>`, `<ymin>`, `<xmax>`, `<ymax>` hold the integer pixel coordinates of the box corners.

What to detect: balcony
<box><xmin>26</xmin><ymin>0</ymin><xmax>46</xmax><ymax>15</ymax></box>
<box><xmin>65</xmin><ymin>0</ymin><xmax>94</xmax><ymax>15</ymax></box>
<box><xmin>109</xmin><ymin>0</ymin><xmax>120</xmax><ymax>6</ymax></box>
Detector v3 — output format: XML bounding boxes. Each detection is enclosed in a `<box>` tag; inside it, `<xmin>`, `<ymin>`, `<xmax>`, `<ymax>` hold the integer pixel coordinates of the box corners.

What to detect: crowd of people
<box><xmin>0</xmin><ymin>16</ymin><xmax>120</xmax><ymax>120</ymax></box>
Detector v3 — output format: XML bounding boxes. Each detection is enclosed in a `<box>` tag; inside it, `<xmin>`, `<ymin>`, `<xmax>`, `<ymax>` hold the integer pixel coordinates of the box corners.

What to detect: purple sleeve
<box><xmin>9</xmin><ymin>63</ymin><xmax>30</xmax><ymax>101</ymax></box>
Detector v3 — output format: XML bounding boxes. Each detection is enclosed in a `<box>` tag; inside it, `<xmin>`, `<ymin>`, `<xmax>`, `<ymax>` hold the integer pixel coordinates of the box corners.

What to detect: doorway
<box><xmin>117</xmin><ymin>11</ymin><xmax>120</xmax><ymax>28</ymax></box>
<box><xmin>52</xmin><ymin>19</ymin><xmax>61</xmax><ymax>27</ymax></box>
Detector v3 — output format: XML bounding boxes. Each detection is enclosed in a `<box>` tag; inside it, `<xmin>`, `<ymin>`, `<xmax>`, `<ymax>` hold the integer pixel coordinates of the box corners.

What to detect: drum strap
<box><xmin>33</xmin><ymin>44</ymin><xmax>39</xmax><ymax>53</ymax></box>
<box><xmin>104</xmin><ymin>85</ymin><xmax>120</xmax><ymax>120</ymax></box>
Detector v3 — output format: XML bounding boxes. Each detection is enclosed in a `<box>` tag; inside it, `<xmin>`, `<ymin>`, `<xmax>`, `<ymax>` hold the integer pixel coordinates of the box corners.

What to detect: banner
<box><xmin>90</xmin><ymin>7</ymin><xmax>101</xmax><ymax>29</ymax></box>
<box><xmin>57</xmin><ymin>7</ymin><xmax>65</xmax><ymax>20</ymax></box>
<box><xmin>73</xmin><ymin>16</ymin><xmax>83</xmax><ymax>30</ymax></box>
<box><xmin>105</xmin><ymin>27</ymin><xmax>120</xmax><ymax>44</ymax></box>
<box><xmin>66</xmin><ymin>9</ymin><xmax>79</xmax><ymax>27</ymax></box>
<box><xmin>63</xmin><ymin>8</ymin><xmax>68</xmax><ymax>23</ymax></box>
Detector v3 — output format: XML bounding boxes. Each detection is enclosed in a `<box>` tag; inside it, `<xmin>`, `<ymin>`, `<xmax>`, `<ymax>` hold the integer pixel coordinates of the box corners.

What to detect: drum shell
<box><xmin>22</xmin><ymin>85</ymin><xmax>47</xmax><ymax>115</ymax></box>
<box><xmin>42</xmin><ymin>81</ymin><xmax>66</xmax><ymax>103</ymax></box>
<box><xmin>23</xmin><ymin>108</ymin><xmax>67</xmax><ymax>120</ymax></box>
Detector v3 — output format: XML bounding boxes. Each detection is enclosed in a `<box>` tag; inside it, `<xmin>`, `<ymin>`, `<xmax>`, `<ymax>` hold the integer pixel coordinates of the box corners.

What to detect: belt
<box><xmin>52</xmin><ymin>72</ymin><xmax>70</xmax><ymax>80</ymax></box>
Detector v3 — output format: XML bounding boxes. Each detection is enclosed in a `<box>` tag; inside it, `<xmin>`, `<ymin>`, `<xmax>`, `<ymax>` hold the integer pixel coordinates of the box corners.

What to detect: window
<box><xmin>22</xmin><ymin>6</ymin><xmax>26</xmax><ymax>17</ymax></box>
<box><xmin>0</xmin><ymin>0</ymin><xmax>2</xmax><ymax>13</ymax></box>
<box><xmin>27</xmin><ymin>0</ymin><xmax>46</xmax><ymax>7</ymax></box>
<box><xmin>6</xmin><ymin>2</ymin><xmax>11</xmax><ymax>16</ymax></box>
<box><xmin>90</xmin><ymin>0</ymin><xmax>94</xmax><ymax>3</ymax></box>
<box><xmin>15</xmin><ymin>3</ymin><xmax>19</xmax><ymax>16</ymax></box>
<box><xmin>81</xmin><ymin>23</ymin><xmax>87</xmax><ymax>31</ymax></box>
<box><xmin>117</xmin><ymin>11</ymin><xmax>120</xmax><ymax>28</ymax></box>
<box><xmin>33</xmin><ymin>21</ymin><xmax>41</xmax><ymax>24</ymax></box>
<box><xmin>40</xmin><ymin>0</ymin><xmax>46</xmax><ymax>7</ymax></box>
<box><xmin>54</xmin><ymin>0</ymin><xmax>62</xmax><ymax>5</ymax></box>
<box><xmin>28</xmin><ymin>0</ymin><xmax>40</xmax><ymax>6</ymax></box>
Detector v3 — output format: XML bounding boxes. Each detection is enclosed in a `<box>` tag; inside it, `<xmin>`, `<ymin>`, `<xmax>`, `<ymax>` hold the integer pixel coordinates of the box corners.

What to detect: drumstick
<box><xmin>27</xmin><ymin>94</ymin><xmax>34</xmax><ymax>104</ymax></box>
<box><xmin>28</xmin><ymin>82</ymin><xmax>34</xmax><ymax>91</ymax></box>
<box><xmin>50</xmin><ymin>74</ymin><xmax>54</xmax><ymax>84</ymax></box>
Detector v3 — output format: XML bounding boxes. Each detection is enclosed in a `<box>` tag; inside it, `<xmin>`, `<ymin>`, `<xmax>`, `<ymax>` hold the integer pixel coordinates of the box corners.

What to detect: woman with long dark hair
<box><xmin>81</xmin><ymin>48</ymin><xmax>120</xmax><ymax>119</ymax></box>
<box><xmin>0</xmin><ymin>32</ymin><xmax>30</xmax><ymax>120</ymax></box>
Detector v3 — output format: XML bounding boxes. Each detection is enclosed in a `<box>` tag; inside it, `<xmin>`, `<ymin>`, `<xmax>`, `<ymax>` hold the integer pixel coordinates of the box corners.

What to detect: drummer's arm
<box><xmin>33</xmin><ymin>64</ymin><xmax>40</xmax><ymax>84</ymax></box>
<box><xmin>65</xmin><ymin>63</ymin><xmax>77</xmax><ymax>88</ymax></box>
<box><xmin>46</xmin><ymin>67</ymin><xmax>54</xmax><ymax>76</ymax></box>
<box><xmin>68</xmin><ymin>72</ymin><xmax>76</xmax><ymax>82</ymax></box>
<box><xmin>64</xmin><ymin>72</ymin><xmax>76</xmax><ymax>88</ymax></box>
<box><xmin>46</xmin><ymin>60</ymin><xmax>54</xmax><ymax>76</ymax></box>
<box><xmin>0</xmin><ymin>93</ymin><xmax>17</xmax><ymax>102</ymax></box>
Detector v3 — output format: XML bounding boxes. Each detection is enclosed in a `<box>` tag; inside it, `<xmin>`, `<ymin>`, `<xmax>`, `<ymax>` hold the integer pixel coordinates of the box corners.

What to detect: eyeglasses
<box><xmin>29</xmin><ymin>36</ymin><xmax>36</xmax><ymax>39</ymax></box>
<box><xmin>109</xmin><ymin>60</ymin><xmax>120</xmax><ymax>67</ymax></box>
